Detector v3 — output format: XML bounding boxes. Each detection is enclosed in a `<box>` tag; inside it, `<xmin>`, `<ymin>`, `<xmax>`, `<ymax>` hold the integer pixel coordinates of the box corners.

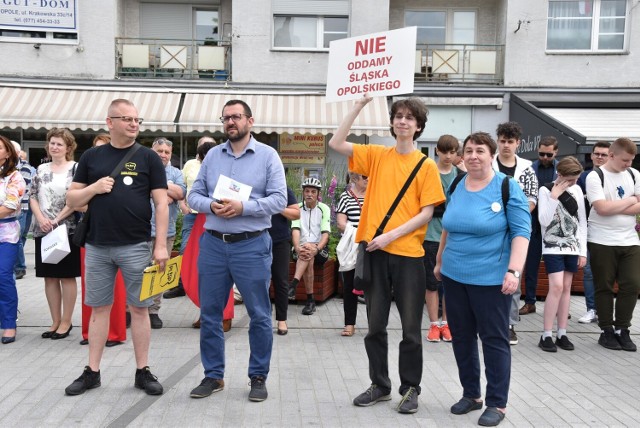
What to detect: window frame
<box><xmin>0</xmin><ymin>30</ymin><xmax>78</xmax><ymax>45</ymax></box>
<box><xmin>406</xmin><ymin>8</ymin><xmax>478</xmax><ymax>46</ymax></box>
<box><xmin>546</xmin><ymin>0</ymin><xmax>629</xmax><ymax>54</ymax></box>
<box><xmin>272</xmin><ymin>14</ymin><xmax>349</xmax><ymax>52</ymax></box>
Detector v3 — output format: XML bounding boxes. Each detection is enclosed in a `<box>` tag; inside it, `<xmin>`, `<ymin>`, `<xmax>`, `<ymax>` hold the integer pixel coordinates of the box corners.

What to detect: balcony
<box><xmin>115</xmin><ymin>38</ymin><xmax>231</xmax><ymax>80</ymax></box>
<box><xmin>414</xmin><ymin>44</ymin><xmax>505</xmax><ymax>85</ymax></box>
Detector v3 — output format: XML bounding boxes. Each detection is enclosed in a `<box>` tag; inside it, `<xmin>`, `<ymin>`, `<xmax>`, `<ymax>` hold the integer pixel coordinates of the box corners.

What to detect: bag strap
<box><xmin>83</xmin><ymin>143</ymin><xmax>142</xmax><ymax>221</ymax></box>
<box><xmin>374</xmin><ymin>155</ymin><xmax>427</xmax><ymax>238</ymax></box>
<box><xmin>347</xmin><ymin>188</ymin><xmax>363</xmax><ymax>208</ymax></box>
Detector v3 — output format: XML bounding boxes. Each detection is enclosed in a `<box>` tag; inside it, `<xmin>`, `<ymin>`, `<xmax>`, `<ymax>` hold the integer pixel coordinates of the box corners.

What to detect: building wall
<box><xmin>0</xmin><ymin>0</ymin><xmax>117</xmax><ymax>79</ymax></box>
<box><xmin>231</xmin><ymin>0</ymin><xmax>389</xmax><ymax>84</ymax></box>
<box><xmin>504</xmin><ymin>0</ymin><xmax>640</xmax><ymax>87</ymax></box>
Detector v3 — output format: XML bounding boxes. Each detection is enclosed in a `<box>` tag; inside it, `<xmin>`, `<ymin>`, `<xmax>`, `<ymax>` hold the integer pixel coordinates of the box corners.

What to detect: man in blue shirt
<box><xmin>187</xmin><ymin>99</ymin><xmax>287</xmax><ymax>402</ymax></box>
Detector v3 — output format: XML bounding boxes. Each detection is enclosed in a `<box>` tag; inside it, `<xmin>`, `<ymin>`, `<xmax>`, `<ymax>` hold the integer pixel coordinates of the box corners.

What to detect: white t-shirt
<box><xmin>586</xmin><ymin>167</ymin><xmax>640</xmax><ymax>246</ymax></box>
<box><xmin>538</xmin><ymin>184</ymin><xmax>587</xmax><ymax>257</ymax></box>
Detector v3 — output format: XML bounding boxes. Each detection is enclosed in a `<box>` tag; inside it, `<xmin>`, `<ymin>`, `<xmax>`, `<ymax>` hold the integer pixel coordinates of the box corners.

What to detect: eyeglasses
<box><xmin>592</xmin><ymin>153</ymin><xmax>609</xmax><ymax>158</ymax></box>
<box><xmin>219</xmin><ymin>114</ymin><xmax>250</xmax><ymax>123</ymax></box>
<box><xmin>538</xmin><ymin>152</ymin><xmax>554</xmax><ymax>158</ymax></box>
<box><xmin>109</xmin><ymin>116</ymin><xmax>143</xmax><ymax>125</ymax></box>
<box><xmin>152</xmin><ymin>138</ymin><xmax>173</xmax><ymax>147</ymax></box>
<box><xmin>361</xmin><ymin>176</ymin><xmax>368</xmax><ymax>180</ymax></box>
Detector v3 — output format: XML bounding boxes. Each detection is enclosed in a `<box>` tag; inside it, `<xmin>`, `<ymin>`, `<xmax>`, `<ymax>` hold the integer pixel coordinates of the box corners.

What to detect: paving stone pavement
<box><xmin>1</xmin><ymin>240</ymin><xmax>640</xmax><ymax>427</ymax></box>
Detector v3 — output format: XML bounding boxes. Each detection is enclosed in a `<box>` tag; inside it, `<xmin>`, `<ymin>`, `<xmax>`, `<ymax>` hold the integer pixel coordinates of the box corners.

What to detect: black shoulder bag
<box><xmin>72</xmin><ymin>143</ymin><xmax>141</xmax><ymax>247</ymax></box>
<box><xmin>354</xmin><ymin>155</ymin><xmax>427</xmax><ymax>291</ymax></box>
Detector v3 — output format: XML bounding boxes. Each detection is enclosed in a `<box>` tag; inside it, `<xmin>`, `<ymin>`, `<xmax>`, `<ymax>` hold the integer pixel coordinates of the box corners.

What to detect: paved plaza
<box><xmin>1</xmin><ymin>240</ymin><xmax>639</xmax><ymax>427</ymax></box>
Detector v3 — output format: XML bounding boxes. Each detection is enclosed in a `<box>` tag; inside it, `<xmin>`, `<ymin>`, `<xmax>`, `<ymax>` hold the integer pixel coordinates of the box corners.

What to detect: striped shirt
<box><xmin>336</xmin><ymin>190</ymin><xmax>364</xmax><ymax>227</ymax></box>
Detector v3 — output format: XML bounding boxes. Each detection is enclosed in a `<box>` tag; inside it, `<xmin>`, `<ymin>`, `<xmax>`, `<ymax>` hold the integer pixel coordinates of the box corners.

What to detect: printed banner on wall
<box><xmin>326</xmin><ymin>27</ymin><xmax>417</xmax><ymax>103</ymax></box>
<box><xmin>0</xmin><ymin>0</ymin><xmax>78</xmax><ymax>32</ymax></box>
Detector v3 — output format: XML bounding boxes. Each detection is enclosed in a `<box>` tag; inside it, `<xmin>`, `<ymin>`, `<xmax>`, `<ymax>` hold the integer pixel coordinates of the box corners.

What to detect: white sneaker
<box><xmin>578</xmin><ymin>309</ymin><xmax>598</xmax><ymax>324</ymax></box>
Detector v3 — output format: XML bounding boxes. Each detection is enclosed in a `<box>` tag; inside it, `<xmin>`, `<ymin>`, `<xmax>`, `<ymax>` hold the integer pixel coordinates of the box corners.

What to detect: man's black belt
<box><xmin>206</xmin><ymin>229</ymin><xmax>264</xmax><ymax>243</ymax></box>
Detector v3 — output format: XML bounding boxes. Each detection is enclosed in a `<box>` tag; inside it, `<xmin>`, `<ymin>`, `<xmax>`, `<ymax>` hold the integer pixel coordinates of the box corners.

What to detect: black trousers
<box><xmin>341</xmin><ymin>269</ymin><xmax>358</xmax><ymax>326</ymax></box>
<box><xmin>364</xmin><ymin>250</ymin><xmax>426</xmax><ymax>395</ymax></box>
<box><xmin>271</xmin><ymin>239</ymin><xmax>291</xmax><ymax>321</ymax></box>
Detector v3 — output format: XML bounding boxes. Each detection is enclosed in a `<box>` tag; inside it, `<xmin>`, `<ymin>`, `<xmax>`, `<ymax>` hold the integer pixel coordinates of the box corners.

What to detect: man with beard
<box><xmin>187</xmin><ymin>99</ymin><xmax>287</xmax><ymax>402</ymax></box>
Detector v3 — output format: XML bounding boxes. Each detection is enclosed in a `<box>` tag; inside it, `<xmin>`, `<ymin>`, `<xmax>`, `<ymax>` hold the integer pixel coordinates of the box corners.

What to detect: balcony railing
<box><xmin>414</xmin><ymin>43</ymin><xmax>504</xmax><ymax>85</ymax></box>
<box><xmin>115</xmin><ymin>37</ymin><xmax>231</xmax><ymax>80</ymax></box>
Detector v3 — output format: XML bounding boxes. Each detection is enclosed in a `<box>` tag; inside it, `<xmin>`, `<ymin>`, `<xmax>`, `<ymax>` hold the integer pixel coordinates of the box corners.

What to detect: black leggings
<box><xmin>272</xmin><ymin>240</ymin><xmax>291</xmax><ymax>321</ymax></box>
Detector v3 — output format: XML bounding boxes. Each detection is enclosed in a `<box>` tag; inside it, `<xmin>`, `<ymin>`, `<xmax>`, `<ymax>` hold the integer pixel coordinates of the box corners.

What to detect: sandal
<box><xmin>341</xmin><ymin>325</ymin><xmax>355</xmax><ymax>337</ymax></box>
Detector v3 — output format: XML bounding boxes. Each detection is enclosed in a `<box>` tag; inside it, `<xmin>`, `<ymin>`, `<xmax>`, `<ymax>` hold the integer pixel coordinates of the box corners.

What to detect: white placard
<box><xmin>212</xmin><ymin>174</ymin><xmax>252</xmax><ymax>202</ymax></box>
<box><xmin>326</xmin><ymin>27</ymin><xmax>417</xmax><ymax>103</ymax></box>
<box><xmin>0</xmin><ymin>0</ymin><xmax>77</xmax><ymax>32</ymax></box>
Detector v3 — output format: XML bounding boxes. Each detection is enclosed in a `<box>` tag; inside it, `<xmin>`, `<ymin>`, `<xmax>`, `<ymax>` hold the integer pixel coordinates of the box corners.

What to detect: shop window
<box><xmin>547</xmin><ymin>0</ymin><xmax>628</xmax><ymax>52</ymax></box>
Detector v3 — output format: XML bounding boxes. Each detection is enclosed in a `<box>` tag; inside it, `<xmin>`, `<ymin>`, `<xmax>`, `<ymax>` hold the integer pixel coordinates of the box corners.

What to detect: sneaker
<box><xmin>538</xmin><ymin>336</ymin><xmax>557</xmax><ymax>352</ymax></box>
<box><xmin>396</xmin><ymin>386</ymin><xmax>419</xmax><ymax>414</ymax></box>
<box><xmin>440</xmin><ymin>324</ymin><xmax>452</xmax><ymax>342</ymax></box>
<box><xmin>149</xmin><ymin>313</ymin><xmax>163</xmax><ymax>329</ymax></box>
<box><xmin>578</xmin><ymin>309</ymin><xmax>598</xmax><ymax>324</ymax></box>
<box><xmin>357</xmin><ymin>295</ymin><xmax>366</xmax><ymax>304</ymax></box>
<box><xmin>599</xmin><ymin>327</ymin><xmax>622</xmax><ymax>350</ymax></box>
<box><xmin>509</xmin><ymin>326</ymin><xmax>518</xmax><ymax>345</ymax></box>
<box><xmin>14</xmin><ymin>270</ymin><xmax>25</xmax><ymax>280</ymax></box>
<box><xmin>451</xmin><ymin>397</ymin><xmax>483</xmax><ymax>415</ymax></box>
<box><xmin>248</xmin><ymin>376</ymin><xmax>268</xmax><ymax>402</ymax></box>
<box><xmin>288</xmin><ymin>281</ymin><xmax>297</xmax><ymax>301</ymax></box>
<box><xmin>555</xmin><ymin>335</ymin><xmax>575</xmax><ymax>351</ymax></box>
<box><xmin>190</xmin><ymin>377</ymin><xmax>224</xmax><ymax>398</ymax></box>
<box><xmin>616</xmin><ymin>329</ymin><xmax>637</xmax><ymax>352</ymax></box>
<box><xmin>134</xmin><ymin>366</ymin><xmax>163</xmax><ymax>395</ymax></box>
<box><xmin>163</xmin><ymin>287</ymin><xmax>186</xmax><ymax>299</ymax></box>
<box><xmin>301</xmin><ymin>300</ymin><xmax>316</xmax><ymax>315</ymax></box>
<box><xmin>65</xmin><ymin>366</ymin><xmax>101</xmax><ymax>396</ymax></box>
<box><xmin>353</xmin><ymin>384</ymin><xmax>391</xmax><ymax>407</ymax></box>
<box><xmin>426</xmin><ymin>324</ymin><xmax>441</xmax><ymax>342</ymax></box>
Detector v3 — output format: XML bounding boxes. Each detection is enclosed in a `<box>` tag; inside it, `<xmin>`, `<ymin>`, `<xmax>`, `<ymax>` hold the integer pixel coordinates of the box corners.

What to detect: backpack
<box><xmin>448</xmin><ymin>172</ymin><xmax>511</xmax><ymax>218</ymax></box>
<box><xmin>584</xmin><ymin>167</ymin><xmax>636</xmax><ymax>216</ymax></box>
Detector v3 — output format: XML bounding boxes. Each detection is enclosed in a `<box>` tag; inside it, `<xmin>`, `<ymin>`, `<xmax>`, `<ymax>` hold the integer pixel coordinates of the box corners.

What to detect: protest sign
<box><xmin>326</xmin><ymin>27</ymin><xmax>417</xmax><ymax>102</ymax></box>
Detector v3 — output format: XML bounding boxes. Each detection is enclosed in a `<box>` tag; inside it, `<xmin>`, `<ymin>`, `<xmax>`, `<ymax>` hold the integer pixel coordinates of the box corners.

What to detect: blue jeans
<box><xmin>179</xmin><ymin>213</ymin><xmax>197</xmax><ymax>254</ymax></box>
<box><xmin>14</xmin><ymin>209</ymin><xmax>32</xmax><ymax>272</ymax></box>
<box><xmin>0</xmin><ymin>242</ymin><xmax>19</xmax><ymax>329</ymax></box>
<box><xmin>582</xmin><ymin>250</ymin><xmax>595</xmax><ymax>311</ymax></box>
<box><xmin>443</xmin><ymin>275</ymin><xmax>511</xmax><ymax>408</ymax></box>
<box><xmin>198</xmin><ymin>231</ymin><xmax>273</xmax><ymax>380</ymax></box>
<box><xmin>364</xmin><ymin>250</ymin><xmax>425</xmax><ymax>395</ymax></box>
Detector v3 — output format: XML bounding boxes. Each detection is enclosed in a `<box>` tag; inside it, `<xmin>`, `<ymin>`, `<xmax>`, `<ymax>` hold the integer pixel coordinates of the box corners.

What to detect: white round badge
<box><xmin>491</xmin><ymin>202</ymin><xmax>501</xmax><ymax>213</ymax></box>
<box><xmin>123</xmin><ymin>176</ymin><xmax>133</xmax><ymax>186</ymax></box>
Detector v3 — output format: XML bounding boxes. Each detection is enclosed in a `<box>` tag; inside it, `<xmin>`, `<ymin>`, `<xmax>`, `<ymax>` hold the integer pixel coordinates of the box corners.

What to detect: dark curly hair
<box><xmin>496</xmin><ymin>122</ymin><xmax>523</xmax><ymax>141</ymax></box>
<box><xmin>0</xmin><ymin>135</ymin><xmax>19</xmax><ymax>178</ymax></box>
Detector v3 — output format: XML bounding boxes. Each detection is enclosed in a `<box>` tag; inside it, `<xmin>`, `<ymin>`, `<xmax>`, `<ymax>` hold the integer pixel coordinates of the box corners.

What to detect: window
<box><xmin>0</xmin><ymin>30</ymin><xmax>77</xmax><ymax>42</ymax></box>
<box><xmin>547</xmin><ymin>0</ymin><xmax>628</xmax><ymax>51</ymax></box>
<box><xmin>407</xmin><ymin>10</ymin><xmax>476</xmax><ymax>46</ymax></box>
<box><xmin>271</xmin><ymin>0</ymin><xmax>349</xmax><ymax>50</ymax></box>
<box><xmin>273</xmin><ymin>15</ymin><xmax>347</xmax><ymax>49</ymax></box>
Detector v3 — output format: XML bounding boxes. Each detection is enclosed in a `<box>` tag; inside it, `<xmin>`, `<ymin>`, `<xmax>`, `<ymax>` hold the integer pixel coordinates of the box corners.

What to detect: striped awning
<box><xmin>0</xmin><ymin>86</ymin><xmax>181</xmax><ymax>132</ymax></box>
<box><xmin>178</xmin><ymin>93</ymin><xmax>391</xmax><ymax>136</ymax></box>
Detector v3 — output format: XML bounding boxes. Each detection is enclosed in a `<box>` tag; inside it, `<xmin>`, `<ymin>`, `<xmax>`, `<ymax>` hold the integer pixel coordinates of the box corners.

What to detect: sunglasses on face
<box><xmin>538</xmin><ymin>152</ymin><xmax>554</xmax><ymax>158</ymax></box>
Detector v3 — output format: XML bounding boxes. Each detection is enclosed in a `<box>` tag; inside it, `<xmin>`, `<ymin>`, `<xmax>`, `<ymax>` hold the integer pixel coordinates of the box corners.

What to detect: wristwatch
<box><xmin>507</xmin><ymin>269</ymin><xmax>521</xmax><ymax>279</ymax></box>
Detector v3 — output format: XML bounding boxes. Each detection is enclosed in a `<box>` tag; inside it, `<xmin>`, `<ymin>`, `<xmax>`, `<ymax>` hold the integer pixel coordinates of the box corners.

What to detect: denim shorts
<box><xmin>85</xmin><ymin>241</ymin><xmax>153</xmax><ymax>307</ymax></box>
<box><xmin>543</xmin><ymin>254</ymin><xmax>578</xmax><ymax>274</ymax></box>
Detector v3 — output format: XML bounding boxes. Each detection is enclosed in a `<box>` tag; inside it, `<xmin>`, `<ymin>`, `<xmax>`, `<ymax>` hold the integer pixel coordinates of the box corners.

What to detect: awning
<box><xmin>0</xmin><ymin>86</ymin><xmax>181</xmax><ymax>132</ymax></box>
<box><xmin>178</xmin><ymin>93</ymin><xmax>391</xmax><ymax>136</ymax></box>
<box><xmin>540</xmin><ymin>108</ymin><xmax>640</xmax><ymax>142</ymax></box>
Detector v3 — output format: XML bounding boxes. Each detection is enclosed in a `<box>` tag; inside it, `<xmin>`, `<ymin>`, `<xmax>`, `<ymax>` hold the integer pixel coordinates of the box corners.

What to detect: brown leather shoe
<box><xmin>223</xmin><ymin>319</ymin><xmax>232</xmax><ymax>332</ymax></box>
<box><xmin>519</xmin><ymin>303</ymin><xmax>536</xmax><ymax>315</ymax></box>
<box><xmin>192</xmin><ymin>318</ymin><xmax>201</xmax><ymax>329</ymax></box>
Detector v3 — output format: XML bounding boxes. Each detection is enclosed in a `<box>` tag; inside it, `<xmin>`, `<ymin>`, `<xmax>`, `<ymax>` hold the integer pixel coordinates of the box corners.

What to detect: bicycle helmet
<box><xmin>301</xmin><ymin>177</ymin><xmax>322</xmax><ymax>190</ymax></box>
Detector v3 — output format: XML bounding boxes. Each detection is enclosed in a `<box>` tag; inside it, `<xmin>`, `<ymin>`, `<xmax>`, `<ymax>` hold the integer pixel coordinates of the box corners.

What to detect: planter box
<box><xmin>270</xmin><ymin>259</ymin><xmax>337</xmax><ymax>302</ymax></box>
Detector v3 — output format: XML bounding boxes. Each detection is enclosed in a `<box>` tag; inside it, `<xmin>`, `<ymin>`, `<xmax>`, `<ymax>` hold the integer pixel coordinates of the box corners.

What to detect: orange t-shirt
<box><xmin>350</xmin><ymin>144</ymin><xmax>445</xmax><ymax>257</ymax></box>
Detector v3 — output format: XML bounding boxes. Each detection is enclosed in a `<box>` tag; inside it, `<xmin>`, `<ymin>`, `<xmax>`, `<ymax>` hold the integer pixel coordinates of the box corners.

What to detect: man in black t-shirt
<box><xmin>64</xmin><ymin>99</ymin><xmax>168</xmax><ymax>397</ymax></box>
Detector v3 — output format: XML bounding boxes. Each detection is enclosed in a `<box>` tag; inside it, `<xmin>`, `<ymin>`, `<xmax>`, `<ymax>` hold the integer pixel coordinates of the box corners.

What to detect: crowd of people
<box><xmin>0</xmin><ymin>94</ymin><xmax>638</xmax><ymax>427</ymax></box>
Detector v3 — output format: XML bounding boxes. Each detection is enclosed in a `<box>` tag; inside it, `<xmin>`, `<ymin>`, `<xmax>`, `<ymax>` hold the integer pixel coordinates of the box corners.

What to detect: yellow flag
<box><xmin>140</xmin><ymin>255</ymin><xmax>183</xmax><ymax>300</ymax></box>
